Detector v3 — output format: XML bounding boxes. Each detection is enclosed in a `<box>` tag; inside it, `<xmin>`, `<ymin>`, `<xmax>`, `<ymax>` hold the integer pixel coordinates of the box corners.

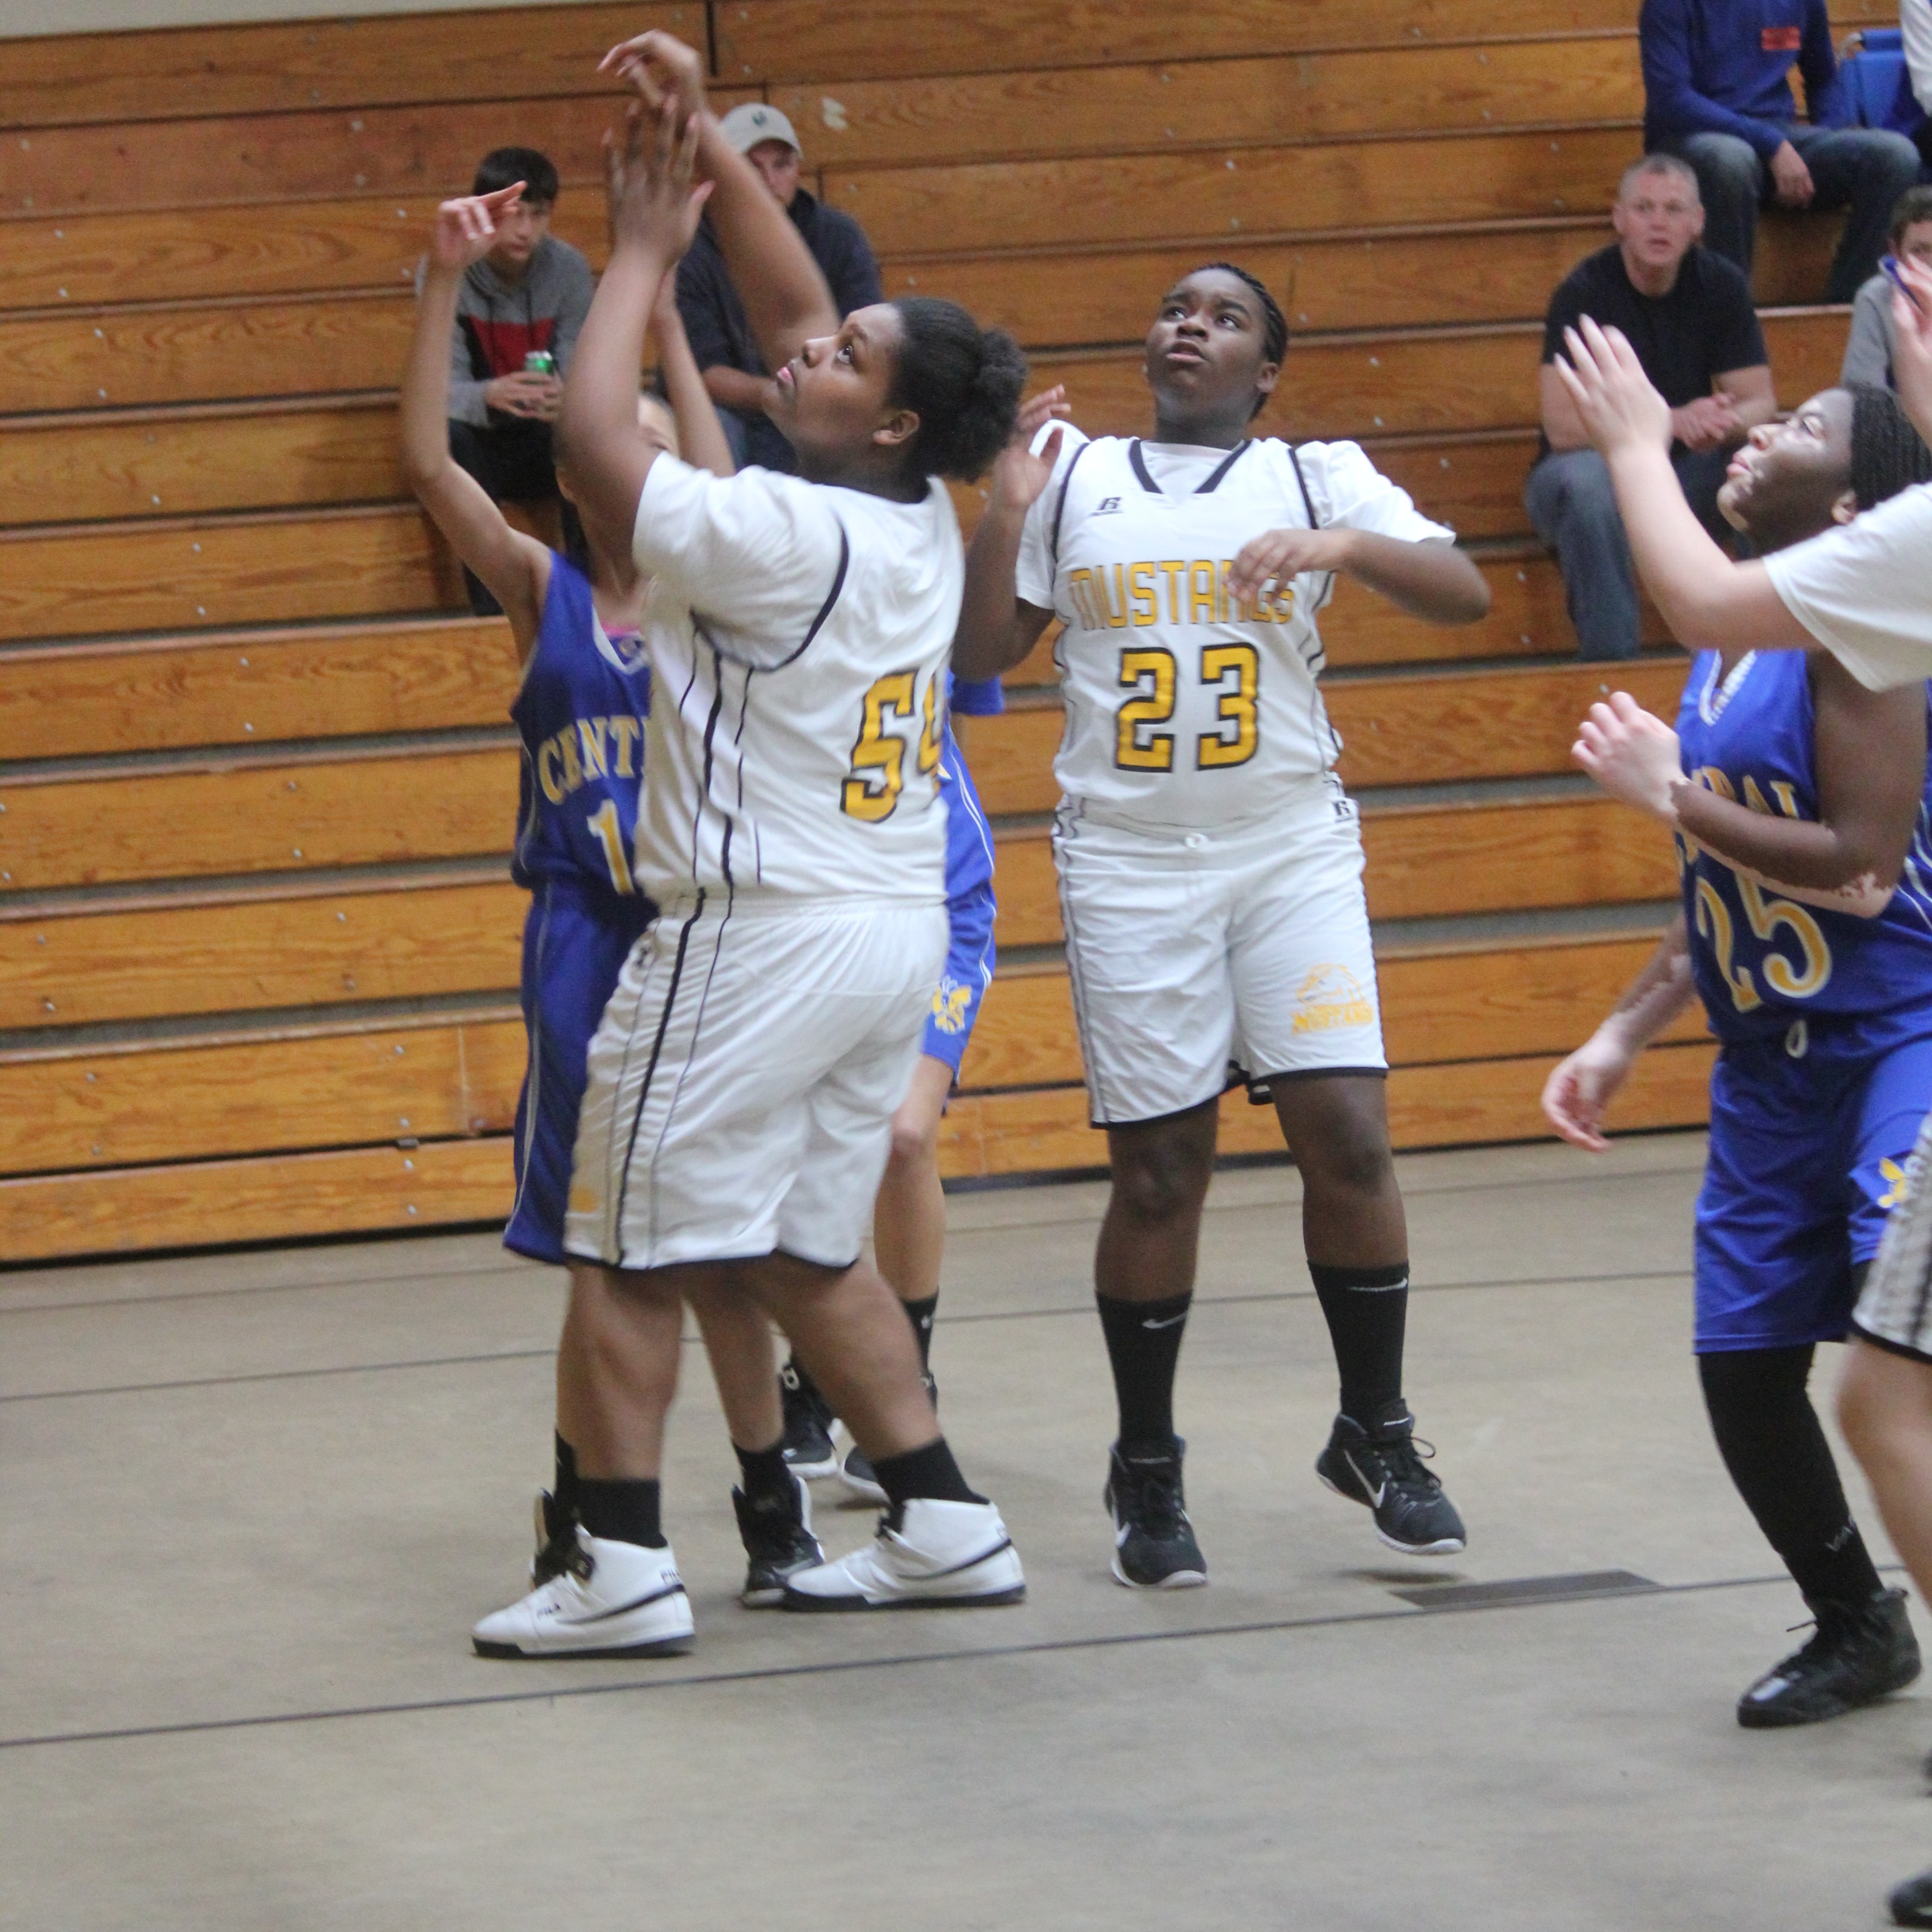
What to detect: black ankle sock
<box><xmin>1309</xmin><ymin>1261</ymin><xmax>1409</xmax><ymax>1424</ymax></box>
<box><xmin>1096</xmin><ymin>1290</ymin><xmax>1191</xmax><ymax>1453</ymax></box>
<box><xmin>1700</xmin><ymin>1345</ymin><xmax>1884</xmax><ymax>1610</ymax></box>
<box><xmin>870</xmin><ymin>1437</ymin><xmax>984</xmax><ymax>1508</ymax></box>
<box><xmin>576</xmin><ymin>1476</ymin><xmax>666</xmax><ymax>1549</ymax></box>
<box><xmin>733</xmin><ymin>1438</ymin><xmax>793</xmax><ymax>1507</ymax></box>
<box><xmin>902</xmin><ymin>1293</ymin><xmax>940</xmax><ymax>1372</ymax></box>
<box><xmin>553</xmin><ymin>1433</ymin><xmax>581</xmax><ymax>1516</ymax></box>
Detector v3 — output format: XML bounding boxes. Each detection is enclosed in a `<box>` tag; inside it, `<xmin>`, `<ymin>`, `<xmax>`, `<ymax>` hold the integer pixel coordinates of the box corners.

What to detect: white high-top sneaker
<box><xmin>782</xmin><ymin>1498</ymin><xmax>1025</xmax><ymax>1611</ymax></box>
<box><xmin>472</xmin><ymin>1525</ymin><xmax>694</xmax><ymax>1658</ymax></box>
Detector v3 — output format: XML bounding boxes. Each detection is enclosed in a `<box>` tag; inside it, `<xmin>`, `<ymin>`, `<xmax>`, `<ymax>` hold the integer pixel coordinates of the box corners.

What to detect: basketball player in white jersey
<box><xmin>471</xmin><ymin>39</ymin><xmax>1030</xmax><ymax>1655</ymax></box>
<box><xmin>954</xmin><ymin>264</ymin><xmax>1491</xmax><ymax>1587</ymax></box>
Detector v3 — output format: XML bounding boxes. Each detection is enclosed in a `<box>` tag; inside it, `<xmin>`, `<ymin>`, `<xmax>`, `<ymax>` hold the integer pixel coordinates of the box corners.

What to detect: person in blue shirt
<box><xmin>404</xmin><ymin>182</ymin><xmax>824</xmax><ymax>1614</ymax></box>
<box><xmin>776</xmin><ymin>672</ymin><xmax>1003</xmax><ymax>1500</ymax></box>
<box><xmin>1642</xmin><ymin>0</ymin><xmax>1922</xmax><ymax>301</ymax></box>
<box><xmin>1543</xmin><ymin>380</ymin><xmax>1932</xmax><ymax>1730</ymax></box>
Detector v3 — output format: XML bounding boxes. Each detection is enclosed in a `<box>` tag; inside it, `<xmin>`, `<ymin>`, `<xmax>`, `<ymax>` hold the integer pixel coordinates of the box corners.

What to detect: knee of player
<box><xmin>1298</xmin><ymin>1119</ymin><xmax>1396</xmax><ymax>1199</ymax></box>
<box><xmin>1835</xmin><ymin>1347</ymin><xmax>1893</xmax><ymax>1450</ymax></box>
<box><xmin>1112</xmin><ymin>1140</ymin><xmax>1215</xmax><ymax>1225</ymax></box>
<box><xmin>888</xmin><ymin>1110</ymin><xmax>941</xmax><ymax>1172</ymax></box>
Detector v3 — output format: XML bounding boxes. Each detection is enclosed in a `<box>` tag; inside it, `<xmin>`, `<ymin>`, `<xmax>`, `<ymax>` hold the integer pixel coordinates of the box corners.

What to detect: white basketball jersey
<box><xmin>630</xmin><ymin>454</ymin><xmax>958</xmax><ymax>903</ymax></box>
<box><xmin>1015</xmin><ymin>430</ymin><xmax>1452</xmax><ymax>831</ymax></box>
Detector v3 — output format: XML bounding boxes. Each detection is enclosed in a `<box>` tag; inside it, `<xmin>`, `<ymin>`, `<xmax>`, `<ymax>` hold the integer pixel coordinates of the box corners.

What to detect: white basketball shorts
<box><xmin>565</xmin><ymin>892</ymin><xmax>947</xmax><ymax>1272</ymax></box>
<box><xmin>1054</xmin><ymin>776</ymin><xmax>1386</xmax><ymax>1127</ymax></box>
<box><xmin>1854</xmin><ymin>1108</ymin><xmax>1932</xmax><ymax>1361</ymax></box>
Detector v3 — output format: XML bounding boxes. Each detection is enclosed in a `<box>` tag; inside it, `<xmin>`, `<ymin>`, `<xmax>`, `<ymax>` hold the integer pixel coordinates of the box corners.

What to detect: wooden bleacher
<box><xmin>0</xmin><ymin>0</ymin><xmax>1883</xmax><ymax>1262</ymax></box>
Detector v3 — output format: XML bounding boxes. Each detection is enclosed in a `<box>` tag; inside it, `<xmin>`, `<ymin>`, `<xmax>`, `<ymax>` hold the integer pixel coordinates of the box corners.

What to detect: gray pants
<box><xmin>1659</xmin><ymin>126</ymin><xmax>1923</xmax><ymax>304</ymax></box>
<box><xmin>1524</xmin><ymin>445</ymin><xmax>1734</xmax><ymax>661</ymax></box>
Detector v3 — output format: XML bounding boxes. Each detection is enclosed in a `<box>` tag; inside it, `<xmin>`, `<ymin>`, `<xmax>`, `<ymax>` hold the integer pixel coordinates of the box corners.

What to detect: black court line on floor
<box><xmin>0</xmin><ymin>1568</ymin><xmax>1793</xmax><ymax>1757</ymax></box>
<box><xmin>0</xmin><ymin>1268</ymin><xmax>1691</xmax><ymax>1404</ymax></box>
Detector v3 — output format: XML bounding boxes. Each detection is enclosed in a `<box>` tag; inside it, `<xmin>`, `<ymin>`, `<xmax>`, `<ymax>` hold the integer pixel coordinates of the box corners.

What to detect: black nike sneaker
<box><xmin>779</xmin><ymin>1358</ymin><xmax>839</xmax><ymax>1480</ymax></box>
<box><xmin>733</xmin><ymin>1472</ymin><xmax>826</xmax><ymax>1608</ymax></box>
<box><xmin>1105</xmin><ymin>1439</ymin><xmax>1207</xmax><ymax>1589</ymax></box>
<box><xmin>1316</xmin><ymin>1409</ymin><xmax>1466</xmax><ymax>1556</ymax></box>
<box><xmin>1891</xmin><ymin>1867</ymin><xmax>1932</xmax><ymax>1926</ymax></box>
<box><xmin>1736</xmin><ymin>1586</ymin><xmax>1921</xmax><ymax>1728</ymax></box>
<box><xmin>529</xmin><ymin>1489</ymin><xmax>576</xmax><ymax>1585</ymax></box>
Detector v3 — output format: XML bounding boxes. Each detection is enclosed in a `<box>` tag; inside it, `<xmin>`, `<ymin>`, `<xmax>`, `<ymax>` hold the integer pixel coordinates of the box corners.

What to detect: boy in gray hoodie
<box><xmin>438</xmin><ymin>145</ymin><xmax>594</xmax><ymax>613</ymax></box>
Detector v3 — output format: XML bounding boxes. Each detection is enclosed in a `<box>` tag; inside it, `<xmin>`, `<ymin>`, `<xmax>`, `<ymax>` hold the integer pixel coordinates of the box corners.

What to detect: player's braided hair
<box><xmin>1847</xmin><ymin>382</ymin><xmax>1932</xmax><ymax>511</ymax></box>
<box><xmin>1191</xmin><ymin>262</ymin><xmax>1289</xmax><ymax>365</ymax></box>
<box><xmin>887</xmin><ymin>297</ymin><xmax>1027</xmax><ymax>481</ymax></box>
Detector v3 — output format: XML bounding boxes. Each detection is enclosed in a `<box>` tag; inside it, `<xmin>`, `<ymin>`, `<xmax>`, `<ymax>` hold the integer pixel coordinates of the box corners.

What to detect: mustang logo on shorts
<box><xmin>1881</xmin><ymin>1157</ymin><xmax>1913</xmax><ymax>1211</ymax></box>
<box><xmin>1291</xmin><ymin>963</ymin><xmax>1374</xmax><ymax>1034</ymax></box>
<box><xmin>930</xmin><ymin>977</ymin><xmax>974</xmax><ymax>1034</ymax></box>
<box><xmin>569</xmin><ymin>1184</ymin><xmax>600</xmax><ymax>1215</ymax></box>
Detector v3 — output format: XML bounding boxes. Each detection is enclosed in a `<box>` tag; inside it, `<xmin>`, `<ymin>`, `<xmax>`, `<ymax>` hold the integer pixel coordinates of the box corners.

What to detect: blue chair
<box><xmin>1839</xmin><ymin>28</ymin><xmax>1928</xmax><ymax>138</ymax></box>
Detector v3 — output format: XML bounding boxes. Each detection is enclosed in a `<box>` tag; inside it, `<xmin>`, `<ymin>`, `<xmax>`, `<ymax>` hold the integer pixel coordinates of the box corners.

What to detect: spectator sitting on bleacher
<box><xmin>1843</xmin><ymin>186</ymin><xmax>1932</xmax><ymax>387</ymax></box>
<box><xmin>1526</xmin><ymin>155</ymin><xmax>1775</xmax><ymax>662</ymax></box>
<box><xmin>1642</xmin><ymin>0</ymin><xmax>1921</xmax><ymax>302</ymax></box>
<box><xmin>436</xmin><ymin>145</ymin><xmax>594</xmax><ymax>614</ymax></box>
<box><xmin>674</xmin><ymin>103</ymin><xmax>882</xmax><ymax>471</ymax></box>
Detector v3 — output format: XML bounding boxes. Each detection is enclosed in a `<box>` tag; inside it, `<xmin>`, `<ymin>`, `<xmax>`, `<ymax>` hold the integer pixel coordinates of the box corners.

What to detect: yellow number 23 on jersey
<box><xmin>1115</xmin><ymin>642</ymin><xmax>1259</xmax><ymax>771</ymax></box>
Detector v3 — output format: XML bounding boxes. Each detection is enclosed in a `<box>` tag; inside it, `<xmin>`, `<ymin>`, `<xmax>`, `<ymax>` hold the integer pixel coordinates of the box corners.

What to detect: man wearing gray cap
<box><xmin>674</xmin><ymin>101</ymin><xmax>884</xmax><ymax>471</ymax></box>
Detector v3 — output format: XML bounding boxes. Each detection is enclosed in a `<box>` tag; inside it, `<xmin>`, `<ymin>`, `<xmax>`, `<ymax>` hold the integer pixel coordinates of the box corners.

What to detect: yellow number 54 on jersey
<box><xmin>842</xmin><ymin>668</ymin><xmax>943</xmax><ymax>822</ymax></box>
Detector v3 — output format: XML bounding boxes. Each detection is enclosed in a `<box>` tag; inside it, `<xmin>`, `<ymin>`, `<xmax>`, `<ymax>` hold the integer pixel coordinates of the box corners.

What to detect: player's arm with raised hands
<box><xmin>558</xmin><ymin>88</ymin><xmax>711</xmax><ymax>567</ymax></box>
<box><xmin>1895</xmin><ymin>257</ymin><xmax>1932</xmax><ymax>446</ymax></box>
<box><xmin>1555</xmin><ymin>318</ymin><xmax>1816</xmax><ymax>650</ymax></box>
<box><xmin>599</xmin><ymin>31</ymin><xmax>836</xmax><ymax>372</ymax></box>
<box><xmin>1541</xmin><ymin>914</ymin><xmax>1698</xmax><ymax>1152</ymax></box>
<box><xmin>1575</xmin><ymin>677</ymin><xmax>1926</xmax><ymax>916</ymax></box>
<box><xmin>652</xmin><ymin>270</ymin><xmax>733</xmax><ymax>477</ymax></box>
<box><xmin>401</xmin><ymin>187</ymin><xmax>553</xmax><ymax>660</ymax></box>
<box><xmin>953</xmin><ymin>389</ymin><xmax>1071</xmax><ymax>680</ymax></box>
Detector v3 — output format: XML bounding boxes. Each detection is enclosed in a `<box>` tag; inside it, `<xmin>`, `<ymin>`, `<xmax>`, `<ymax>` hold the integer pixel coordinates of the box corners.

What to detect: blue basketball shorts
<box><xmin>504</xmin><ymin>877</ymin><xmax>654</xmax><ymax>1265</ymax></box>
<box><xmin>1693</xmin><ymin>1026</ymin><xmax>1932</xmax><ymax>1352</ymax></box>
<box><xmin>920</xmin><ymin>875</ymin><xmax>997</xmax><ymax>1076</ymax></box>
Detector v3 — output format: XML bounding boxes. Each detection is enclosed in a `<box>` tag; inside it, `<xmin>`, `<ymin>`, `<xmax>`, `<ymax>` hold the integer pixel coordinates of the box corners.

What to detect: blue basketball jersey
<box><xmin>1675</xmin><ymin>650</ymin><xmax>1932</xmax><ymax>1046</ymax></box>
<box><xmin>510</xmin><ymin>556</ymin><xmax>652</xmax><ymax>902</ymax></box>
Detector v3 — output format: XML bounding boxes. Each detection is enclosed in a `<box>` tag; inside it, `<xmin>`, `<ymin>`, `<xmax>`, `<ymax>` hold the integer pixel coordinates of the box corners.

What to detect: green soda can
<box><xmin>524</xmin><ymin>350</ymin><xmax>557</xmax><ymax>377</ymax></box>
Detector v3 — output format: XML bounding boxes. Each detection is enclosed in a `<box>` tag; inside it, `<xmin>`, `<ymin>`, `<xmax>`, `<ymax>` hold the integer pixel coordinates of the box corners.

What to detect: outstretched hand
<box><xmin>602</xmin><ymin>89</ymin><xmax>712</xmax><ymax>262</ymax></box>
<box><xmin>1573</xmin><ymin>691</ymin><xmax>1685</xmax><ymax>822</ymax></box>
<box><xmin>427</xmin><ymin>184</ymin><xmax>525</xmax><ymax>274</ymax></box>
<box><xmin>1555</xmin><ymin>317</ymin><xmax>1675</xmax><ymax>458</ymax></box>
<box><xmin>986</xmin><ymin>385</ymin><xmax>1072</xmax><ymax>511</ymax></box>
<box><xmin>1540</xmin><ymin>1033</ymin><xmax>1635</xmax><ymax>1153</ymax></box>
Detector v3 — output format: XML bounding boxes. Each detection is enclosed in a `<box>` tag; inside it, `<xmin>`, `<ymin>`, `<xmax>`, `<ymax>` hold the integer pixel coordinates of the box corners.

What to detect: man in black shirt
<box><xmin>1526</xmin><ymin>154</ymin><xmax>1776</xmax><ymax>659</ymax></box>
<box><xmin>674</xmin><ymin>102</ymin><xmax>883</xmax><ymax>471</ymax></box>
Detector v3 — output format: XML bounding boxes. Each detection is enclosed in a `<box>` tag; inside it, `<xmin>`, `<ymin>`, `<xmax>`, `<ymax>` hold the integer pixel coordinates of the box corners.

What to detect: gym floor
<box><xmin>5</xmin><ymin>1133</ymin><xmax>1928</xmax><ymax>1929</ymax></box>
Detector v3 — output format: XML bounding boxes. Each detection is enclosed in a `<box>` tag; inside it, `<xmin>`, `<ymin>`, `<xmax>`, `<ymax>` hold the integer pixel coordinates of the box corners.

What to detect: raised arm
<box><xmin>1894</xmin><ymin>259</ymin><xmax>1932</xmax><ymax>449</ymax></box>
<box><xmin>1575</xmin><ymin>679</ymin><xmax>1926</xmax><ymax>913</ymax></box>
<box><xmin>952</xmin><ymin>390</ymin><xmax>1068</xmax><ymax>681</ymax></box>
<box><xmin>1541</xmin><ymin>914</ymin><xmax>1698</xmax><ymax>1152</ymax></box>
<box><xmin>401</xmin><ymin>188</ymin><xmax>552</xmax><ymax>659</ymax></box>
<box><xmin>601</xmin><ymin>31</ymin><xmax>837</xmax><ymax>371</ymax></box>
<box><xmin>652</xmin><ymin>271</ymin><xmax>734</xmax><ymax>477</ymax></box>
<box><xmin>557</xmin><ymin>97</ymin><xmax>708</xmax><ymax>573</ymax></box>
<box><xmin>1556</xmin><ymin>318</ymin><xmax>1814</xmax><ymax>649</ymax></box>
